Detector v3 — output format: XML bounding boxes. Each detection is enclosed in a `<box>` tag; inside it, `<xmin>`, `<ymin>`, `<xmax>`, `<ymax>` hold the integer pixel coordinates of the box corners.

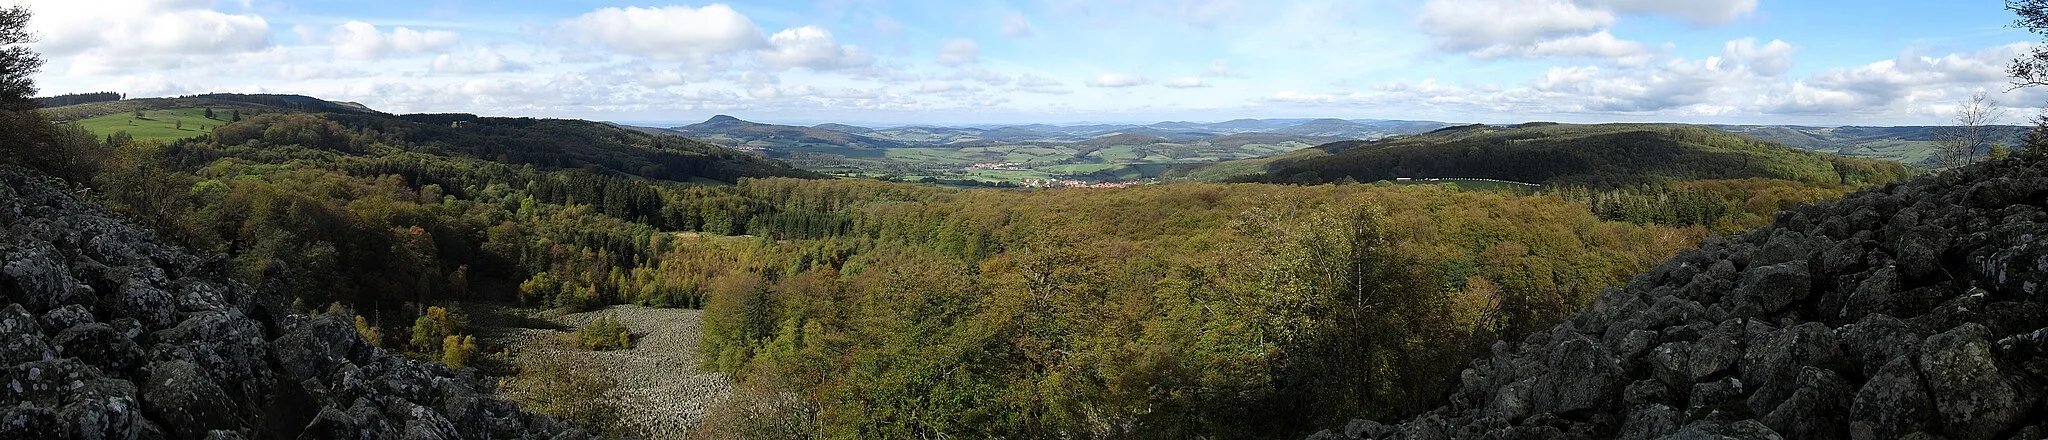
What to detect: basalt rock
<box><xmin>1313</xmin><ymin>154</ymin><xmax>2048</xmax><ymax>439</ymax></box>
<box><xmin>0</xmin><ymin>166</ymin><xmax>595</xmax><ymax>439</ymax></box>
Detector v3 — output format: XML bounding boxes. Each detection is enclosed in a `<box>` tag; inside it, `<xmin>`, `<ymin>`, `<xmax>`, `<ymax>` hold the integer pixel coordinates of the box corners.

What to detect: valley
<box><xmin>651</xmin><ymin>115</ymin><xmax>1449</xmax><ymax>186</ymax></box>
<box><xmin>7</xmin><ymin>0</ymin><xmax>2048</xmax><ymax>436</ymax></box>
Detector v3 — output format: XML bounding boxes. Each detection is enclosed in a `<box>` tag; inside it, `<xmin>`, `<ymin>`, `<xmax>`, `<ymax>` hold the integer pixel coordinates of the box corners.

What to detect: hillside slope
<box><xmin>672</xmin><ymin>115</ymin><xmax>912</xmax><ymax>150</ymax></box>
<box><xmin>42</xmin><ymin>93</ymin><xmax>380</xmax><ymax>121</ymax></box>
<box><xmin>1247</xmin><ymin>124</ymin><xmax>1912</xmax><ymax>188</ymax></box>
<box><xmin>0</xmin><ymin>165</ymin><xmax>596</xmax><ymax>439</ymax></box>
<box><xmin>1718</xmin><ymin>125</ymin><xmax>2030</xmax><ymax>166</ymax></box>
<box><xmin>1308</xmin><ymin>152</ymin><xmax>2048</xmax><ymax>439</ymax></box>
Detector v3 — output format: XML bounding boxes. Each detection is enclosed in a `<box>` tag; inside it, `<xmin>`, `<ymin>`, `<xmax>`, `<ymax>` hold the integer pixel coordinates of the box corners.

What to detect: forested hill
<box><xmin>41</xmin><ymin>93</ymin><xmax>381</xmax><ymax>121</ymax></box>
<box><xmin>44</xmin><ymin>94</ymin><xmax>818</xmax><ymax>184</ymax></box>
<box><xmin>335</xmin><ymin>112</ymin><xmax>820</xmax><ymax>183</ymax></box>
<box><xmin>1243</xmin><ymin>123</ymin><xmax>1913</xmax><ymax>188</ymax></box>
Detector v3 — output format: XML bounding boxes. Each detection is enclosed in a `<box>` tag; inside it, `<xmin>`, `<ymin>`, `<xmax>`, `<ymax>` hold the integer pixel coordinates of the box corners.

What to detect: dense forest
<box><xmin>8</xmin><ymin>83</ymin><xmax>1911</xmax><ymax>438</ymax></box>
<box><xmin>7</xmin><ymin>102</ymin><xmax>1905</xmax><ymax>437</ymax></box>
<box><xmin>1249</xmin><ymin>123</ymin><xmax>1913</xmax><ymax>188</ymax></box>
<box><xmin>33</xmin><ymin>91</ymin><xmax>121</xmax><ymax>107</ymax></box>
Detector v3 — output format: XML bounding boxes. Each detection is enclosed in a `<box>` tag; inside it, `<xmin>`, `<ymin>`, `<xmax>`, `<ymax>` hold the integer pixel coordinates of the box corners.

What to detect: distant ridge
<box><xmin>1236</xmin><ymin>123</ymin><xmax>1913</xmax><ymax>188</ymax></box>
<box><xmin>40</xmin><ymin>93</ymin><xmax>383</xmax><ymax>122</ymax></box>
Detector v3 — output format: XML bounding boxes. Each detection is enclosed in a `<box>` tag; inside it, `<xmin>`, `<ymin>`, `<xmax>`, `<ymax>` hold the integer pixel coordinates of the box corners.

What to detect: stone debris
<box><xmin>1311</xmin><ymin>156</ymin><xmax>2048</xmax><ymax>439</ymax></box>
<box><xmin>0</xmin><ymin>166</ymin><xmax>597</xmax><ymax>439</ymax></box>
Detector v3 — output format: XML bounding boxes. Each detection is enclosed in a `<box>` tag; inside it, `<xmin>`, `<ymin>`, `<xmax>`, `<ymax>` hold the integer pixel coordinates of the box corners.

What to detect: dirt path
<box><xmin>485</xmin><ymin>304</ymin><xmax>734</xmax><ymax>439</ymax></box>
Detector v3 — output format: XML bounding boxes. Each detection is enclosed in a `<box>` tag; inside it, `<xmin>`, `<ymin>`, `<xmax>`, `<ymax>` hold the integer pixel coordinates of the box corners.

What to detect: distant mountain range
<box><xmin>1210</xmin><ymin>123</ymin><xmax>1914</xmax><ymax>188</ymax></box>
<box><xmin>1713</xmin><ymin>124</ymin><xmax>2029</xmax><ymax>166</ymax></box>
<box><xmin>657</xmin><ymin>116</ymin><xmax>1457</xmax><ymax>151</ymax></box>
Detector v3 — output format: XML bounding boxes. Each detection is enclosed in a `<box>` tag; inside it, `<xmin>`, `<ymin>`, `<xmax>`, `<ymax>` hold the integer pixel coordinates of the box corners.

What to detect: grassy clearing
<box><xmin>74</xmin><ymin>108</ymin><xmax>230</xmax><ymax>142</ymax></box>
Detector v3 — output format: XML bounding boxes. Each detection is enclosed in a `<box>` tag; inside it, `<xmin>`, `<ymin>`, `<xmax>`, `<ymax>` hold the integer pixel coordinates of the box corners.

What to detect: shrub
<box><xmin>353</xmin><ymin>315</ymin><xmax>383</xmax><ymax>347</ymax></box>
<box><xmin>408</xmin><ymin>306</ymin><xmax>466</xmax><ymax>353</ymax></box>
<box><xmin>503</xmin><ymin>353</ymin><xmax>620</xmax><ymax>434</ymax></box>
<box><xmin>575</xmin><ymin>315</ymin><xmax>632</xmax><ymax>351</ymax></box>
<box><xmin>442</xmin><ymin>335</ymin><xmax>477</xmax><ymax>369</ymax></box>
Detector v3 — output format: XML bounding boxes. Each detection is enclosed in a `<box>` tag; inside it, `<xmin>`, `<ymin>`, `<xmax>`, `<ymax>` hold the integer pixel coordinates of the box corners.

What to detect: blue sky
<box><xmin>18</xmin><ymin>0</ymin><xmax>2048</xmax><ymax>126</ymax></box>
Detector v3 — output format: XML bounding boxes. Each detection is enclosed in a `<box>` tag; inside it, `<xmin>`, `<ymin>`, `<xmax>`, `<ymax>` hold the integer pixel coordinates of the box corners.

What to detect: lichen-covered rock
<box><xmin>0</xmin><ymin>166</ymin><xmax>597</xmax><ymax>439</ymax></box>
<box><xmin>1759</xmin><ymin>367</ymin><xmax>1853</xmax><ymax>440</ymax></box>
<box><xmin>1914</xmin><ymin>324</ymin><xmax>2038</xmax><ymax>440</ymax></box>
<box><xmin>1309</xmin><ymin>155</ymin><xmax>2048</xmax><ymax>438</ymax></box>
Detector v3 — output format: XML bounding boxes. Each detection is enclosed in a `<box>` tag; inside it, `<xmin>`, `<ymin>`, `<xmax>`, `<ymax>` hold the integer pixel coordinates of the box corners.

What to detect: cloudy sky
<box><xmin>17</xmin><ymin>0</ymin><xmax>2048</xmax><ymax>126</ymax></box>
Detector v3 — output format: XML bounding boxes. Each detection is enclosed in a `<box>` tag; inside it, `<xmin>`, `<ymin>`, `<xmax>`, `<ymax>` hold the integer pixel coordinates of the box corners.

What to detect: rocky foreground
<box><xmin>1312</xmin><ymin>156</ymin><xmax>2048</xmax><ymax>439</ymax></box>
<box><xmin>0</xmin><ymin>166</ymin><xmax>595</xmax><ymax>439</ymax></box>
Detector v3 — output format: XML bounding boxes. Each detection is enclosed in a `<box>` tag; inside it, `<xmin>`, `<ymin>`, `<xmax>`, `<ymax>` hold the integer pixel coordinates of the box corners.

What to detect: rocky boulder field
<box><xmin>0</xmin><ymin>166</ymin><xmax>595</xmax><ymax>439</ymax></box>
<box><xmin>1312</xmin><ymin>154</ymin><xmax>2048</xmax><ymax>439</ymax></box>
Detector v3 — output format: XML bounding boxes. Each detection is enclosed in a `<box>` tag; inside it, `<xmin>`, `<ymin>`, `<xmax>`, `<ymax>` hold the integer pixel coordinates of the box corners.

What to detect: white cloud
<box><xmin>1416</xmin><ymin>0</ymin><xmax>1755</xmax><ymax>64</ymax></box>
<box><xmin>1471</xmin><ymin>31</ymin><xmax>1649</xmax><ymax>64</ymax></box>
<box><xmin>561</xmin><ymin>5</ymin><xmax>769</xmax><ymax>61</ymax></box>
<box><xmin>1722</xmin><ymin>38</ymin><xmax>1798</xmax><ymax>77</ymax></box>
<box><xmin>23</xmin><ymin>0</ymin><xmax>271</xmax><ymax>74</ymax></box>
<box><xmin>1162</xmin><ymin>77</ymin><xmax>1208</xmax><ymax>88</ymax></box>
<box><xmin>103</xmin><ymin>73</ymin><xmax>196</xmax><ymax>97</ymax></box>
<box><xmin>920</xmin><ymin>81</ymin><xmax>968</xmax><ymax>93</ymax></box>
<box><xmin>1417</xmin><ymin>0</ymin><xmax>1613</xmax><ymax>53</ymax></box>
<box><xmin>1763</xmin><ymin>44</ymin><xmax>2023</xmax><ymax>115</ymax></box>
<box><xmin>1001</xmin><ymin>11</ymin><xmax>1035</xmax><ymax>38</ymax></box>
<box><xmin>761</xmin><ymin>26</ymin><xmax>874</xmax><ymax>70</ymax></box>
<box><xmin>1589</xmin><ymin>0</ymin><xmax>1758</xmax><ymax>25</ymax></box>
<box><xmin>1261</xmin><ymin>41</ymin><xmax>2038</xmax><ymax>124</ymax></box>
<box><xmin>937</xmin><ymin>39</ymin><xmax>980</xmax><ymax>66</ymax></box>
<box><xmin>1015</xmin><ymin>74</ymin><xmax>1071</xmax><ymax>94</ymax></box>
<box><xmin>950</xmin><ymin>68</ymin><xmax>1012</xmax><ymax>86</ymax></box>
<box><xmin>1089</xmin><ymin>73</ymin><xmax>1149</xmax><ymax>88</ymax></box>
<box><xmin>328</xmin><ymin>21</ymin><xmax>459</xmax><ymax>60</ymax></box>
<box><xmin>431</xmin><ymin>47</ymin><xmax>530</xmax><ymax>74</ymax></box>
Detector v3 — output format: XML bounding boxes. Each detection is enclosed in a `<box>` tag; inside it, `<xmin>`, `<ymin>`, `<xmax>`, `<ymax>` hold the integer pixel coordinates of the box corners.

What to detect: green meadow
<box><xmin>74</xmin><ymin>108</ymin><xmax>233</xmax><ymax>142</ymax></box>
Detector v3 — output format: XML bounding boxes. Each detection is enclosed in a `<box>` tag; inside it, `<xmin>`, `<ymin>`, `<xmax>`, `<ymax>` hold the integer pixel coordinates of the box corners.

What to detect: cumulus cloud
<box><xmin>1089</xmin><ymin>73</ymin><xmax>1148</xmax><ymax>88</ymax></box>
<box><xmin>1001</xmin><ymin>11</ymin><xmax>1035</xmax><ymax>38</ymax></box>
<box><xmin>1763</xmin><ymin>44</ymin><xmax>2022</xmax><ymax>115</ymax></box>
<box><xmin>1417</xmin><ymin>0</ymin><xmax>1757</xmax><ymax>64</ymax></box>
<box><xmin>1418</xmin><ymin>0</ymin><xmax>1613</xmax><ymax>53</ymax></box>
<box><xmin>1722</xmin><ymin>38</ymin><xmax>1798</xmax><ymax>77</ymax></box>
<box><xmin>561</xmin><ymin>4</ymin><xmax>769</xmax><ymax>61</ymax></box>
<box><xmin>919</xmin><ymin>81</ymin><xmax>969</xmax><ymax>93</ymax></box>
<box><xmin>23</xmin><ymin>0</ymin><xmax>271</xmax><ymax>74</ymax></box>
<box><xmin>431</xmin><ymin>47</ymin><xmax>530</xmax><ymax>74</ymax></box>
<box><xmin>937</xmin><ymin>39</ymin><xmax>980</xmax><ymax>66</ymax></box>
<box><xmin>1589</xmin><ymin>0</ymin><xmax>1758</xmax><ymax>25</ymax></box>
<box><xmin>1471</xmin><ymin>31</ymin><xmax>1649</xmax><ymax>64</ymax></box>
<box><xmin>103</xmin><ymin>73</ymin><xmax>197</xmax><ymax>97</ymax></box>
<box><xmin>761</xmin><ymin>26</ymin><xmax>874</xmax><ymax>70</ymax></box>
<box><xmin>328</xmin><ymin>21</ymin><xmax>460</xmax><ymax>60</ymax></box>
<box><xmin>1265</xmin><ymin>41</ymin><xmax>2035</xmax><ymax>123</ymax></box>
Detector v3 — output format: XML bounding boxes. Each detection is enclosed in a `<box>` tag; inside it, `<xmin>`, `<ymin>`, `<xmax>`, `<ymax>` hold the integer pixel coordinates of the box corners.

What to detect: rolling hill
<box><xmin>43</xmin><ymin>95</ymin><xmax>816</xmax><ymax>184</ymax></box>
<box><xmin>671</xmin><ymin>115</ymin><xmax>912</xmax><ymax>150</ymax></box>
<box><xmin>42</xmin><ymin>94</ymin><xmax>383</xmax><ymax>142</ymax></box>
<box><xmin>652</xmin><ymin>115</ymin><xmax>1453</xmax><ymax>185</ymax></box>
<box><xmin>1230</xmin><ymin>123</ymin><xmax>1913</xmax><ymax>188</ymax></box>
<box><xmin>1715</xmin><ymin>124</ymin><xmax>2029</xmax><ymax>166</ymax></box>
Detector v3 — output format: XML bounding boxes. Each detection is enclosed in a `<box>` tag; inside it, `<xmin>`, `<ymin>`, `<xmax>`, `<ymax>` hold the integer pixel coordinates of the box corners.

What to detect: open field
<box><xmin>781</xmin><ymin>140</ymin><xmax>1326</xmax><ymax>184</ymax></box>
<box><xmin>72</xmin><ymin>108</ymin><xmax>231</xmax><ymax>142</ymax></box>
